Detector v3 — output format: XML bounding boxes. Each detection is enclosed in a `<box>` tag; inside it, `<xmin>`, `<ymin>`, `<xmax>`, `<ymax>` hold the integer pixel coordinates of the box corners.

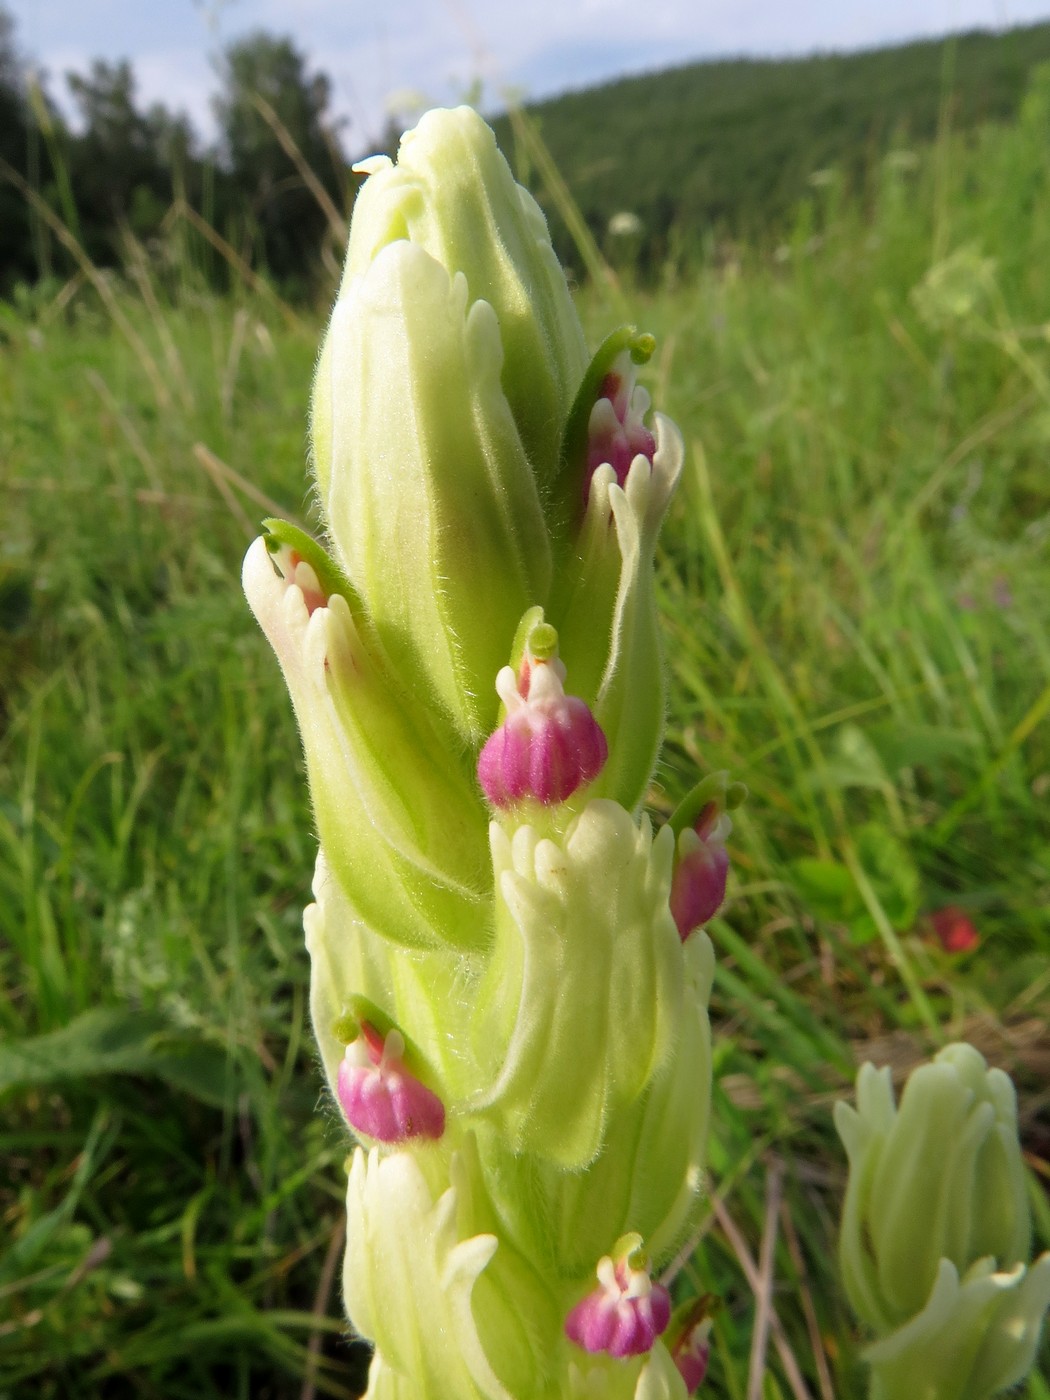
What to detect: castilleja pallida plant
<box><xmin>243</xmin><ymin>107</ymin><xmax>1050</xmax><ymax>1400</ymax></box>
<box><xmin>244</xmin><ymin>106</ymin><xmax>740</xmax><ymax>1399</ymax></box>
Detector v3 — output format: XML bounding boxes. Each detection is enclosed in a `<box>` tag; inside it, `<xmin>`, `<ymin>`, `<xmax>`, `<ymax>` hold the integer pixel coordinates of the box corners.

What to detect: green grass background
<box><xmin>2</xmin><ymin>70</ymin><xmax>1050</xmax><ymax>1400</ymax></box>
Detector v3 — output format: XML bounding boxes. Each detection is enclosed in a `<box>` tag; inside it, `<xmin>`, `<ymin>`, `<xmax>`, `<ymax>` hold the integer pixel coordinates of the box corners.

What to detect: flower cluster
<box><xmin>245</xmin><ymin>107</ymin><xmax>733</xmax><ymax>1400</ymax></box>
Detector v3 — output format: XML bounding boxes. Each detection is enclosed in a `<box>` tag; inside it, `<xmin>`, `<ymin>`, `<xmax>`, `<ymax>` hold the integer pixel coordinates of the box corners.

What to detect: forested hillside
<box><xmin>493</xmin><ymin>23</ymin><xmax>1050</xmax><ymax>269</ymax></box>
<box><xmin>3</xmin><ymin>12</ymin><xmax>1050</xmax><ymax>293</ymax></box>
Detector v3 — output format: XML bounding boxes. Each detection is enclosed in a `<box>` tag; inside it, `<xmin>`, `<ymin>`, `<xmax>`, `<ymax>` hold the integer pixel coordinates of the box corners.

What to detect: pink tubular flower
<box><xmin>477</xmin><ymin>654</ymin><xmax>607</xmax><ymax>808</ymax></box>
<box><xmin>565</xmin><ymin>1235</ymin><xmax>671</xmax><ymax>1359</ymax></box>
<box><xmin>585</xmin><ymin>349</ymin><xmax>657</xmax><ymax>494</ymax></box>
<box><xmin>336</xmin><ymin>1022</ymin><xmax>445</xmax><ymax>1143</ymax></box>
<box><xmin>665</xmin><ymin>1294</ymin><xmax>719</xmax><ymax>1393</ymax></box>
<box><xmin>670</xmin><ymin>1316</ymin><xmax>712</xmax><ymax>1392</ymax></box>
<box><xmin>669</xmin><ymin>801</ymin><xmax>731</xmax><ymax>941</ymax></box>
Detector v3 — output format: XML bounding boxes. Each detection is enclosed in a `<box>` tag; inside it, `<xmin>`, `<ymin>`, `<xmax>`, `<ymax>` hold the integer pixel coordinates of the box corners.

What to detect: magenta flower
<box><xmin>477</xmin><ymin>652</ymin><xmax>607</xmax><ymax>808</ymax></box>
<box><xmin>336</xmin><ymin>1022</ymin><xmax>445</xmax><ymax>1143</ymax></box>
<box><xmin>670</xmin><ymin>1315</ymin><xmax>713</xmax><ymax>1392</ymax></box>
<box><xmin>565</xmin><ymin>1235</ymin><xmax>671</xmax><ymax>1359</ymax></box>
<box><xmin>585</xmin><ymin>349</ymin><xmax>657</xmax><ymax>495</ymax></box>
<box><xmin>929</xmin><ymin>905</ymin><xmax>980</xmax><ymax>954</ymax></box>
<box><xmin>669</xmin><ymin>801</ymin><xmax>731</xmax><ymax>940</ymax></box>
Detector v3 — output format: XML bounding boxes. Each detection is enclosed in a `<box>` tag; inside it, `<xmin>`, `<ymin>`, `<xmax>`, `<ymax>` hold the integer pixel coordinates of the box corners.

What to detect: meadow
<box><xmin>2</xmin><ymin>79</ymin><xmax>1050</xmax><ymax>1400</ymax></box>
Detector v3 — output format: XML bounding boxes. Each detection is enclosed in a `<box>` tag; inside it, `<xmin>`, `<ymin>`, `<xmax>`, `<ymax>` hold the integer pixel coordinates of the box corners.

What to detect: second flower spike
<box><xmin>835</xmin><ymin>1043</ymin><xmax>1032</xmax><ymax>1334</ymax></box>
<box><xmin>835</xmin><ymin>1043</ymin><xmax>1050</xmax><ymax>1400</ymax></box>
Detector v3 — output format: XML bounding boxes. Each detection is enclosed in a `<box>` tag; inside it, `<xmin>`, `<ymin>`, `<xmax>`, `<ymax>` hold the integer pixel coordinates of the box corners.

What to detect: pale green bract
<box><xmin>863</xmin><ymin>1257</ymin><xmax>1050</xmax><ymax>1400</ymax></box>
<box><xmin>244</xmin><ymin>105</ymin><xmax>712</xmax><ymax>1399</ymax></box>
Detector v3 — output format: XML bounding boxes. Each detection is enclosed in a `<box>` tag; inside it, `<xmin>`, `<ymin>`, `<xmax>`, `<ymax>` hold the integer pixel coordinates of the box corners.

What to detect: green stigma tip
<box><xmin>630</xmin><ymin>332</ymin><xmax>656</xmax><ymax>365</ymax></box>
<box><xmin>528</xmin><ymin>622</ymin><xmax>559</xmax><ymax>661</ymax></box>
<box><xmin>333</xmin><ymin>1012</ymin><xmax>361</xmax><ymax>1045</ymax></box>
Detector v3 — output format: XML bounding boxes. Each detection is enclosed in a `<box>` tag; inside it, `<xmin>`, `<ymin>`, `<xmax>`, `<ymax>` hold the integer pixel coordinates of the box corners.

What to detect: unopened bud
<box><xmin>669</xmin><ymin>803</ymin><xmax>731</xmax><ymax>940</ymax></box>
<box><xmin>667</xmin><ymin>774</ymin><xmax>743</xmax><ymax>939</ymax></box>
<box><xmin>672</xmin><ymin>1321</ymin><xmax>711</xmax><ymax>1393</ymax></box>
<box><xmin>665</xmin><ymin>1297</ymin><xmax>718</xmax><ymax>1393</ymax></box>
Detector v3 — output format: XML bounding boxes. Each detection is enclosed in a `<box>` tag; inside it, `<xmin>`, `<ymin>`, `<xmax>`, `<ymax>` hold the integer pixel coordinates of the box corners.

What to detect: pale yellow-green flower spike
<box><xmin>309</xmin><ymin>107</ymin><xmax>593</xmax><ymax>743</ymax></box>
<box><xmin>244</xmin><ymin>105</ymin><xmax>724</xmax><ymax>1400</ymax></box>
<box><xmin>835</xmin><ymin>1043</ymin><xmax>1050</xmax><ymax>1400</ymax></box>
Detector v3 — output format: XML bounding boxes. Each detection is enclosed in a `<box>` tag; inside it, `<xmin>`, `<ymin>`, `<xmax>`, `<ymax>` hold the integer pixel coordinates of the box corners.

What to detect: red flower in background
<box><xmin>930</xmin><ymin>905</ymin><xmax>980</xmax><ymax>954</ymax></box>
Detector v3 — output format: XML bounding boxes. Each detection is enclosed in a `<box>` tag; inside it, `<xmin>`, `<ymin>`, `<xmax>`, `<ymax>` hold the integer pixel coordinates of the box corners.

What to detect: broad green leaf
<box><xmin>0</xmin><ymin>1007</ymin><xmax>233</xmax><ymax>1108</ymax></box>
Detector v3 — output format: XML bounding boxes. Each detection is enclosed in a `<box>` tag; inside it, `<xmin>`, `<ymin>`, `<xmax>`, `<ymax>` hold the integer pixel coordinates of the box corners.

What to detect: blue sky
<box><xmin>8</xmin><ymin>0</ymin><xmax>1050</xmax><ymax>152</ymax></box>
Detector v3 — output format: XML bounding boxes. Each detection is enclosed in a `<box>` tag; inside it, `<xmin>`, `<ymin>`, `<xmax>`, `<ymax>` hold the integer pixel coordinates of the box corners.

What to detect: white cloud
<box><xmin>8</xmin><ymin>0</ymin><xmax>1050</xmax><ymax>150</ymax></box>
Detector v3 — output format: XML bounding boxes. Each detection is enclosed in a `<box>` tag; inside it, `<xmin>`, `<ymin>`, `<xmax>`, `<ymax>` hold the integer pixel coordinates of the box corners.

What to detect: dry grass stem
<box><xmin>713</xmin><ymin>1190</ymin><xmax>814</xmax><ymax>1400</ymax></box>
